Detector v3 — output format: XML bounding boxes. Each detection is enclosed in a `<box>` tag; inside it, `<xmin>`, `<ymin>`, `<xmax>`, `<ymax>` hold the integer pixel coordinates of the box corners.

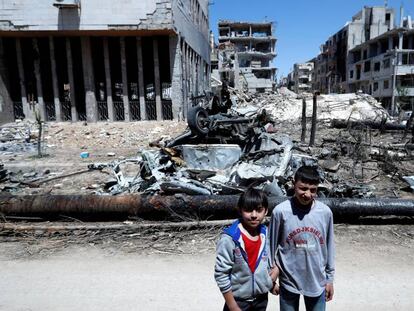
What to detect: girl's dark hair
<box><xmin>237</xmin><ymin>187</ymin><xmax>268</xmax><ymax>212</ymax></box>
<box><xmin>294</xmin><ymin>166</ymin><xmax>321</xmax><ymax>185</ymax></box>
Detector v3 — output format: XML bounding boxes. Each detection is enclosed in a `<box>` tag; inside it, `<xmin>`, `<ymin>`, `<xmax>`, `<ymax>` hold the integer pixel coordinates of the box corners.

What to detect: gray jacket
<box><xmin>214</xmin><ymin>220</ymin><xmax>274</xmax><ymax>299</ymax></box>
<box><xmin>269</xmin><ymin>198</ymin><xmax>335</xmax><ymax>297</ymax></box>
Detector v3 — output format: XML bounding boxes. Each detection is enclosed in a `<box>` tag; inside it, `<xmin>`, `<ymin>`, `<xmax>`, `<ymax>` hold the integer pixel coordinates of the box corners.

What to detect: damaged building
<box><xmin>310</xmin><ymin>6</ymin><xmax>396</xmax><ymax>94</ymax></box>
<box><xmin>0</xmin><ymin>0</ymin><xmax>211</xmax><ymax>123</ymax></box>
<box><xmin>311</xmin><ymin>4</ymin><xmax>414</xmax><ymax>115</ymax></box>
<box><xmin>290</xmin><ymin>62</ymin><xmax>314</xmax><ymax>94</ymax></box>
<box><xmin>347</xmin><ymin>11</ymin><xmax>414</xmax><ymax>113</ymax></box>
<box><xmin>216</xmin><ymin>21</ymin><xmax>277</xmax><ymax>93</ymax></box>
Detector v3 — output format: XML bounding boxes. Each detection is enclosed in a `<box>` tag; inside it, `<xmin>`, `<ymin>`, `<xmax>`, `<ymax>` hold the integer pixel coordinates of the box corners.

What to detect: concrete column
<box><xmin>190</xmin><ymin>49</ymin><xmax>194</xmax><ymax>96</ymax></box>
<box><xmin>198</xmin><ymin>57</ymin><xmax>203</xmax><ymax>92</ymax></box>
<box><xmin>193</xmin><ymin>51</ymin><xmax>196</xmax><ymax>94</ymax></box>
<box><xmin>234</xmin><ymin>52</ymin><xmax>240</xmax><ymax>90</ymax></box>
<box><xmin>0</xmin><ymin>38</ymin><xmax>15</xmax><ymax>124</ymax></box>
<box><xmin>184</xmin><ymin>43</ymin><xmax>189</xmax><ymax>100</ymax></box>
<box><xmin>195</xmin><ymin>56</ymin><xmax>199</xmax><ymax>95</ymax></box>
<box><xmin>186</xmin><ymin>45</ymin><xmax>190</xmax><ymax>98</ymax></box>
<box><xmin>169</xmin><ymin>35</ymin><xmax>182</xmax><ymax>120</ymax></box>
<box><xmin>398</xmin><ymin>32</ymin><xmax>404</xmax><ymax>50</ymax></box>
<box><xmin>103</xmin><ymin>37</ymin><xmax>114</xmax><ymax>121</ymax></box>
<box><xmin>136</xmin><ymin>37</ymin><xmax>146</xmax><ymax>120</ymax></box>
<box><xmin>202</xmin><ymin>59</ymin><xmax>206</xmax><ymax>90</ymax></box>
<box><xmin>185</xmin><ymin>43</ymin><xmax>191</xmax><ymax>116</ymax></box>
<box><xmin>206</xmin><ymin>60</ymin><xmax>211</xmax><ymax>90</ymax></box>
<box><xmin>388</xmin><ymin>36</ymin><xmax>394</xmax><ymax>50</ymax></box>
<box><xmin>169</xmin><ymin>35</ymin><xmax>175</xmax><ymax>80</ymax></box>
<box><xmin>49</xmin><ymin>37</ymin><xmax>62</xmax><ymax>122</ymax></box>
<box><xmin>181</xmin><ymin>40</ymin><xmax>188</xmax><ymax>120</ymax></box>
<box><xmin>15</xmin><ymin>39</ymin><xmax>30</xmax><ymax>120</ymax></box>
<box><xmin>120</xmin><ymin>37</ymin><xmax>130</xmax><ymax>122</ymax></box>
<box><xmin>81</xmin><ymin>36</ymin><xmax>97</xmax><ymax>122</ymax></box>
<box><xmin>66</xmin><ymin>38</ymin><xmax>78</xmax><ymax>122</ymax></box>
<box><xmin>32</xmin><ymin>38</ymin><xmax>46</xmax><ymax>121</ymax></box>
<box><xmin>153</xmin><ymin>38</ymin><xmax>163</xmax><ymax>120</ymax></box>
<box><xmin>409</xmin><ymin>35</ymin><xmax>414</xmax><ymax>50</ymax></box>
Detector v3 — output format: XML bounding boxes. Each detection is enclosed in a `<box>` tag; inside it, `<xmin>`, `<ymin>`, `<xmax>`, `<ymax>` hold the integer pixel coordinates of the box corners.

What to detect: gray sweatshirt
<box><xmin>214</xmin><ymin>220</ymin><xmax>274</xmax><ymax>299</ymax></box>
<box><xmin>268</xmin><ymin>199</ymin><xmax>335</xmax><ymax>297</ymax></box>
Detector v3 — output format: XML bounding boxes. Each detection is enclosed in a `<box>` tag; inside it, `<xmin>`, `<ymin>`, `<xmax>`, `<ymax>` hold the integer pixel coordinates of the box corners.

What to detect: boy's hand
<box><xmin>271</xmin><ymin>281</ymin><xmax>280</xmax><ymax>296</ymax></box>
<box><xmin>269</xmin><ymin>266</ymin><xmax>279</xmax><ymax>282</ymax></box>
<box><xmin>325</xmin><ymin>283</ymin><xmax>334</xmax><ymax>301</ymax></box>
<box><xmin>223</xmin><ymin>291</ymin><xmax>242</xmax><ymax>311</ymax></box>
<box><xmin>227</xmin><ymin>304</ymin><xmax>242</xmax><ymax>311</ymax></box>
<box><xmin>269</xmin><ymin>266</ymin><xmax>280</xmax><ymax>295</ymax></box>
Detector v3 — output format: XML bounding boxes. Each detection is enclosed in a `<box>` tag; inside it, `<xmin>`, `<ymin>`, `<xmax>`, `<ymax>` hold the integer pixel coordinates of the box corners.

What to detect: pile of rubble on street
<box><xmin>1</xmin><ymin>89</ymin><xmax>412</xmax><ymax>207</ymax></box>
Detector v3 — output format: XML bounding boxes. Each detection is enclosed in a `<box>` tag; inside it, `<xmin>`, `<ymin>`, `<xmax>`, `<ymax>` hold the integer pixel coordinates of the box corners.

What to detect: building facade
<box><xmin>0</xmin><ymin>0</ymin><xmax>211</xmax><ymax>123</ymax></box>
<box><xmin>217</xmin><ymin>21</ymin><xmax>277</xmax><ymax>93</ymax></box>
<box><xmin>348</xmin><ymin>23</ymin><xmax>414</xmax><ymax>112</ymax></box>
<box><xmin>291</xmin><ymin>62</ymin><xmax>314</xmax><ymax>94</ymax></box>
<box><xmin>312</xmin><ymin>6</ymin><xmax>395</xmax><ymax>94</ymax></box>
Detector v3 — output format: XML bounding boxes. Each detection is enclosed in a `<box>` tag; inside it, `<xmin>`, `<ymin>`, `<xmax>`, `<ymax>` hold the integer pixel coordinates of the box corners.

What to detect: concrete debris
<box><xmin>319</xmin><ymin>160</ymin><xmax>341</xmax><ymax>173</ymax></box>
<box><xmin>402</xmin><ymin>176</ymin><xmax>414</xmax><ymax>191</ymax></box>
<box><xmin>0</xmin><ymin>164</ymin><xmax>8</xmax><ymax>182</ymax></box>
<box><xmin>0</xmin><ymin>122</ymin><xmax>39</xmax><ymax>154</ymax></box>
<box><xmin>239</xmin><ymin>90</ymin><xmax>389</xmax><ymax>124</ymax></box>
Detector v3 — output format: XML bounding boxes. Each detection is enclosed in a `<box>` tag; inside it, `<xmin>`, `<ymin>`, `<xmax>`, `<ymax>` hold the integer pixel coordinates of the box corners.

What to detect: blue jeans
<box><xmin>279</xmin><ymin>287</ymin><xmax>326</xmax><ymax>311</ymax></box>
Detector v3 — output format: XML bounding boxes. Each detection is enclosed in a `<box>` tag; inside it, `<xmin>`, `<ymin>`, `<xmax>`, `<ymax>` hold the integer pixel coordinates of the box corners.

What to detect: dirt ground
<box><xmin>1</xmin><ymin>120</ymin><xmax>188</xmax><ymax>195</ymax></box>
<box><xmin>0</xmin><ymin>224</ymin><xmax>413</xmax><ymax>311</ymax></box>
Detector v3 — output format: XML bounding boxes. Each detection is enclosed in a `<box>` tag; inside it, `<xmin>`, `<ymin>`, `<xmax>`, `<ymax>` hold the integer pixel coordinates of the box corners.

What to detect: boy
<box><xmin>269</xmin><ymin>166</ymin><xmax>335</xmax><ymax>311</ymax></box>
<box><xmin>215</xmin><ymin>188</ymin><xmax>278</xmax><ymax>311</ymax></box>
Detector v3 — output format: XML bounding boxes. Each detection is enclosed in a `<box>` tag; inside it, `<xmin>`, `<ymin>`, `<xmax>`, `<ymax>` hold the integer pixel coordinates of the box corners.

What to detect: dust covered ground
<box><xmin>0</xmin><ymin>120</ymin><xmax>188</xmax><ymax>195</ymax></box>
<box><xmin>0</xmin><ymin>224</ymin><xmax>413</xmax><ymax>310</ymax></box>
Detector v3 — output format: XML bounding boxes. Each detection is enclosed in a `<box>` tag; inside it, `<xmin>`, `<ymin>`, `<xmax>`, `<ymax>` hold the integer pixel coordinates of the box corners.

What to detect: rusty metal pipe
<box><xmin>0</xmin><ymin>194</ymin><xmax>414</xmax><ymax>219</ymax></box>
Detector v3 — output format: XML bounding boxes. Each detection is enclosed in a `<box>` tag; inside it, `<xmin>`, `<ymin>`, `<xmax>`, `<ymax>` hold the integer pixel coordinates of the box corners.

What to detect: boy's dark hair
<box><xmin>237</xmin><ymin>187</ymin><xmax>268</xmax><ymax>212</ymax></box>
<box><xmin>294</xmin><ymin>166</ymin><xmax>321</xmax><ymax>185</ymax></box>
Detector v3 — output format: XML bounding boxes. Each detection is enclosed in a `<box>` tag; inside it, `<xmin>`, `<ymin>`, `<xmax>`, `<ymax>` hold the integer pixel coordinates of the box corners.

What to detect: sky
<box><xmin>209</xmin><ymin>0</ymin><xmax>414</xmax><ymax>80</ymax></box>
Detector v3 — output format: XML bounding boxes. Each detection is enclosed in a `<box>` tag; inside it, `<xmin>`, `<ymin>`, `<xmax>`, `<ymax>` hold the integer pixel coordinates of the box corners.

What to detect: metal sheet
<box><xmin>181</xmin><ymin>144</ymin><xmax>242</xmax><ymax>170</ymax></box>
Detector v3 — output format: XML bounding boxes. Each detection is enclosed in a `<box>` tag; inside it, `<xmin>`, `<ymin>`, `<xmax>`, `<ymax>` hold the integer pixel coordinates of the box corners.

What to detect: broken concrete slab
<box><xmin>319</xmin><ymin>160</ymin><xmax>340</xmax><ymax>172</ymax></box>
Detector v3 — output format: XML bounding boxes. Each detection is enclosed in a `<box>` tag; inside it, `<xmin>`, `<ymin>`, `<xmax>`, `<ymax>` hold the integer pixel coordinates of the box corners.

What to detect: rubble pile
<box><xmin>242</xmin><ymin>90</ymin><xmax>389</xmax><ymax>124</ymax></box>
<box><xmin>0</xmin><ymin>121</ymin><xmax>38</xmax><ymax>155</ymax></box>
<box><xmin>81</xmin><ymin>98</ymin><xmax>413</xmax><ymax>199</ymax></box>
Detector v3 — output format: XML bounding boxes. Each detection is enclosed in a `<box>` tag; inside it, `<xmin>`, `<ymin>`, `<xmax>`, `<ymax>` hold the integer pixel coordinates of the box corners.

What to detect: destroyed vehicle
<box><xmin>166</xmin><ymin>101</ymin><xmax>275</xmax><ymax>149</ymax></box>
<box><xmin>88</xmin><ymin>99</ymin><xmax>298</xmax><ymax>196</ymax></box>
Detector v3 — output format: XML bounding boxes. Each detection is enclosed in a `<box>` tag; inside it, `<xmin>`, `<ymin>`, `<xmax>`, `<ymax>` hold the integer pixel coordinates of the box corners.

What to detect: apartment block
<box><xmin>348</xmin><ymin>20</ymin><xmax>414</xmax><ymax>112</ymax></box>
<box><xmin>0</xmin><ymin>0</ymin><xmax>211</xmax><ymax>123</ymax></box>
<box><xmin>217</xmin><ymin>21</ymin><xmax>277</xmax><ymax>93</ymax></box>
<box><xmin>290</xmin><ymin>62</ymin><xmax>314</xmax><ymax>94</ymax></box>
<box><xmin>313</xmin><ymin>6</ymin><xmax>395</xmax><ymax>94</ymax></box>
